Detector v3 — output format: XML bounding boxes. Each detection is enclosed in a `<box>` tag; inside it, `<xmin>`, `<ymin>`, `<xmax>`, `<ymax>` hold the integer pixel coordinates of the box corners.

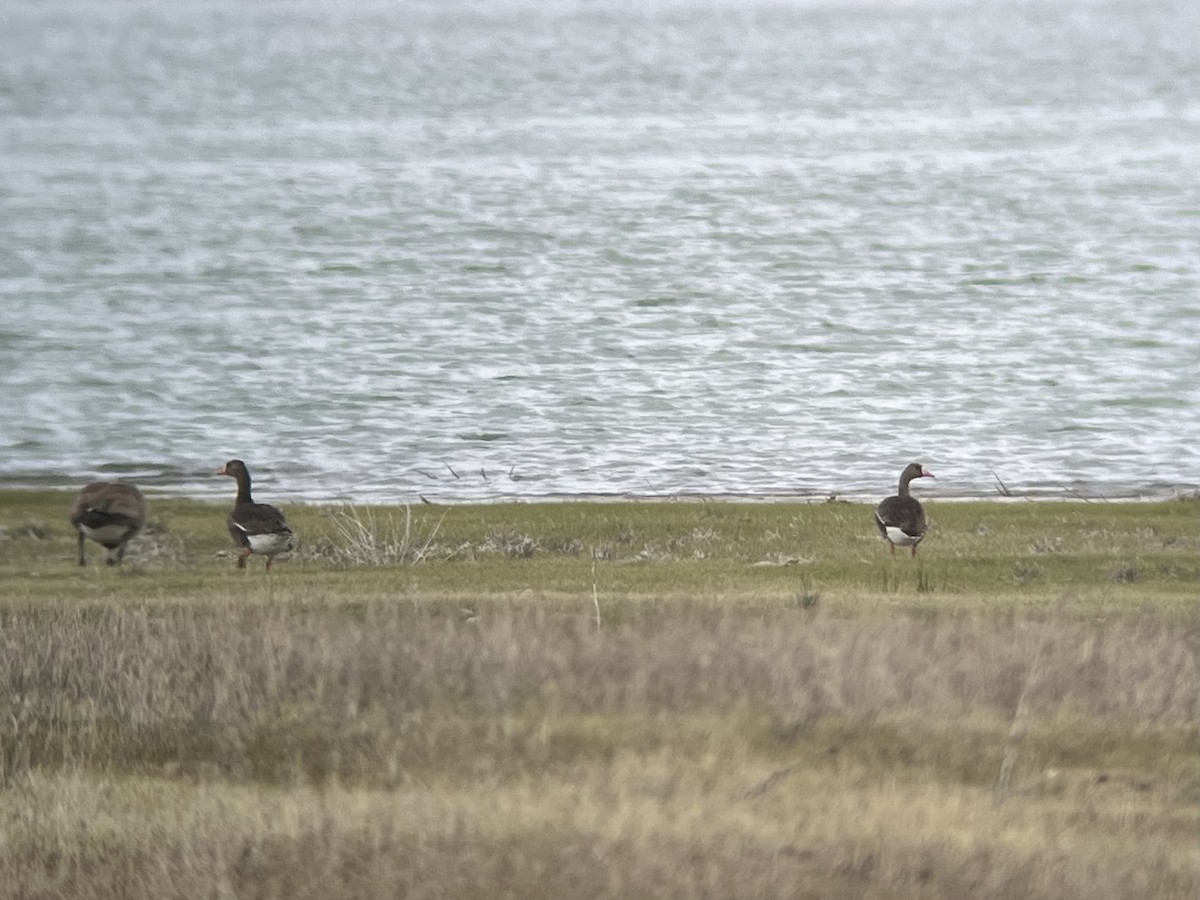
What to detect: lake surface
<box><xmin>2</xmin><ymin>0</ymin><xmax>1198</xmax><ymax>504</ymax></box>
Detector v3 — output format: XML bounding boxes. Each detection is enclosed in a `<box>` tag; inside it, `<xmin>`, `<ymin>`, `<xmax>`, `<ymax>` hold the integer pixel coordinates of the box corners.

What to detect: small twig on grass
<box><xmin>990</xmin><ymin>469</ymin><xmax>1013</xmax><ymax>497</ymax></box>
<box><xmin>591</xmin><ymin>557</ymin><xmax>602</xmax><ymax>630</ymax></box>
<box><xmin>415</xmin><ymin>511</ymin><xmax>448</xmax><ymax>562</ymax></box>
<box><xmin>742</xmin><ymin>763</ymin><xmax>802</xmax><ymax>799</ymax></box>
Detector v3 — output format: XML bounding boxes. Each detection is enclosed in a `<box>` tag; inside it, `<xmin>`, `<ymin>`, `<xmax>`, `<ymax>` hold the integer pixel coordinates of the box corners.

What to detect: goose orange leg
<box><xmin>237</xmin><ymin>548</ymin><xmax>252</xmax><ymax>569</ymax></box>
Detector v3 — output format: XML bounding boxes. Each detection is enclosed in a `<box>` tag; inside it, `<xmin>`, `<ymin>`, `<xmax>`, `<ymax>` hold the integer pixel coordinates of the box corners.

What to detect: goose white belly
<box><xmin>244</xmin><ymin>530</ymin><xmax>297</xmax><ymax>557</ymax></box>
<box><xmin>80</xmin><ymin>523</ymin><xmax>133</xmax><ymax>545</ymax></box>
<box><xmin>881</xmin><ymin>524</ymin><xmax>923</xmax><ymax>546</ymax></box>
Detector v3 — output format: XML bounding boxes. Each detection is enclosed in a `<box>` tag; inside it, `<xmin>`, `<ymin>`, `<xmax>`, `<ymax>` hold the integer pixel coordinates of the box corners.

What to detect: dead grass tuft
<box><xmin>484</xmin><ymin>530</ymin><xmax>539</xmax><ymax>558</ymax></box>
<box><xmin>4</xmin><ymin>520</ymin><xmax>52</xmax><ymax>540</ymax></box>
<box><xmin>308</xmin><ymin>505</ymin><xmax>446</xmax><ymax>567</ymax></box>
<box><xmin>1110</xmin><ymin>562</ymin><xmax>1140</xmax><ymax>584</ymax></box>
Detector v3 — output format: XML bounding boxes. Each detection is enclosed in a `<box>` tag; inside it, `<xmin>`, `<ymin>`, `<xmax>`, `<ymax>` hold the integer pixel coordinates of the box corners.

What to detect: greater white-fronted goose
<box><xmin>874</xmin><ymin>462</ymin><xmax>934</xmax><ymax>557</ymax></box>
<box><xmin>217</xmin><ymin>459</ymin><xmax>297</xmax><ymax>571</ymax></box>
<box><xmin>69</xmin><ymin>482</ymin><xmax>147</xmax><ymax>566</ymax></box>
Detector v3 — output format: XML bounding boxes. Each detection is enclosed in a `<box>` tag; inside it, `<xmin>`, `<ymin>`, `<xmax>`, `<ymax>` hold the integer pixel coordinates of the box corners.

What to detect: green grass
<box><xmin>3</xmin><ymin>492</ymin><xmax>1197</xmax><ymax>608</ymax></box>
<box><xmin>0</xmin><ymin>490</ymin><xmax>1196</xmax><ymax>898</ymax></box>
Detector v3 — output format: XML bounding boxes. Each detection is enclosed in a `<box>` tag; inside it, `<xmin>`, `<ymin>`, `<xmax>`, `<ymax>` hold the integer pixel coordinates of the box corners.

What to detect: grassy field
<box><xmin>0</xmin><ymin>490</ymin><xmax>1196</xmax><ymax>898</ymax></box>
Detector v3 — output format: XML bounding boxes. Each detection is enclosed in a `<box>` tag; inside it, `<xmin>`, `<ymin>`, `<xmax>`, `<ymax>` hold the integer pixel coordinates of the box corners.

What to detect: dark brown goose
<box><xmin>874</xmin><ymin>462</ymin><xmax>934</xmax><ymax>557</ymax></box>
<box><xmin>217</xmin><ymin>459</ymin><xmax>297</xmax><ymax>571</ymax></box>
<box><xmin>69</xmin><ymin>482</ymin><xmax>147</xmax><ymax>566</ymax></box>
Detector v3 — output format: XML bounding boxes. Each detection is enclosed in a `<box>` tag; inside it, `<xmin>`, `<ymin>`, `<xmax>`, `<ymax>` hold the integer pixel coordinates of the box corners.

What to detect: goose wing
<box><xmin>228</xmin><ymin>501</ymin><xmax>292</xmax><ymax>546</ymax></box>
<box><xmin>874</xmin><ymin>495</ymin><xmax>927</xmax><ymax>541</ymax></box>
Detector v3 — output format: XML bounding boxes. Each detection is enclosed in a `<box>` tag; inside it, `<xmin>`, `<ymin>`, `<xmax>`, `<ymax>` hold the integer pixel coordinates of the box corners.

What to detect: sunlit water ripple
<box><xmin>2</xmin><ymin>0</ymin><xmax>1198</xmax><ymax>505</ymax></box>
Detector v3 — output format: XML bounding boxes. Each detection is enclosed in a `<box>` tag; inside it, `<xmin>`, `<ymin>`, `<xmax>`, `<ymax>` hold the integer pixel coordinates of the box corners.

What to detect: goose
<box><xmin>69</xmin><ymin>482</ymin><xmax>147</xmax><ymax>566</ymax></box>
<box><xmin>874</xmin><ymin>463</ymin><xmax>934</xmax><ymax>557</ymax></box>
<box><xmin>217</xmin><ymin>459</ymin><xmax>297</xmax><ymax>571</ymax></box>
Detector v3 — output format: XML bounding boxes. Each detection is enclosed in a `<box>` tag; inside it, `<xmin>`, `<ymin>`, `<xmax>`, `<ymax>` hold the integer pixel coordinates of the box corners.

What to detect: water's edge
<box><xmin>1</xmin><ymin>474</ymin><xmax>1193</xmax><ymax>506</ymax></box>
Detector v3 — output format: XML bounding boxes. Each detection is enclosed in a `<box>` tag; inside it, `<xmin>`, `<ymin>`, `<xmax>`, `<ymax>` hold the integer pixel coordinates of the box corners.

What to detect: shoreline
<box><xmin>0</xmin><ymin>478</ymin><xmax>1195</xmax><ymax>506</ymax></box>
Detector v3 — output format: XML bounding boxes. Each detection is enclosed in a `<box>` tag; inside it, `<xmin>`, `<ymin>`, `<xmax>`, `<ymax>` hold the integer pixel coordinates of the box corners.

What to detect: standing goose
<box><xmin>70</xmin><ymin>482</ymin><xmax>147</xmax><ymax>566</ymax></box>
<box><xmin>217</xmin><ymin>459</ymin><xmax>297</xmax><ymax>571</ymax></box>
<box><xmin>874</xmin><ymin>462</ymin><xmax>934</xmax><ymax>557</ymax></box>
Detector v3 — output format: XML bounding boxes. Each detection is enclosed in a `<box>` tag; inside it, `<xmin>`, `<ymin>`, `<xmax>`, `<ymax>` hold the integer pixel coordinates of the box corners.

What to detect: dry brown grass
<box><xmin>0</xmin><ymin>493</ymin><xmax>1196</xmax><ymax>897</ymax></box>
<box><xmin>0</xmin><ymin>597</ymin><xmax>1195</xmax><ymax>899</ymax></box>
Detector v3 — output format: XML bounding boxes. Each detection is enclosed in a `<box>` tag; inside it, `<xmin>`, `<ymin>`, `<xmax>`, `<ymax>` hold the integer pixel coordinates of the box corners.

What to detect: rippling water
<box><xmin>2</xmin><ymin>0</ymin><xmax>1198</xmax><ymax>503</ymax></box>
